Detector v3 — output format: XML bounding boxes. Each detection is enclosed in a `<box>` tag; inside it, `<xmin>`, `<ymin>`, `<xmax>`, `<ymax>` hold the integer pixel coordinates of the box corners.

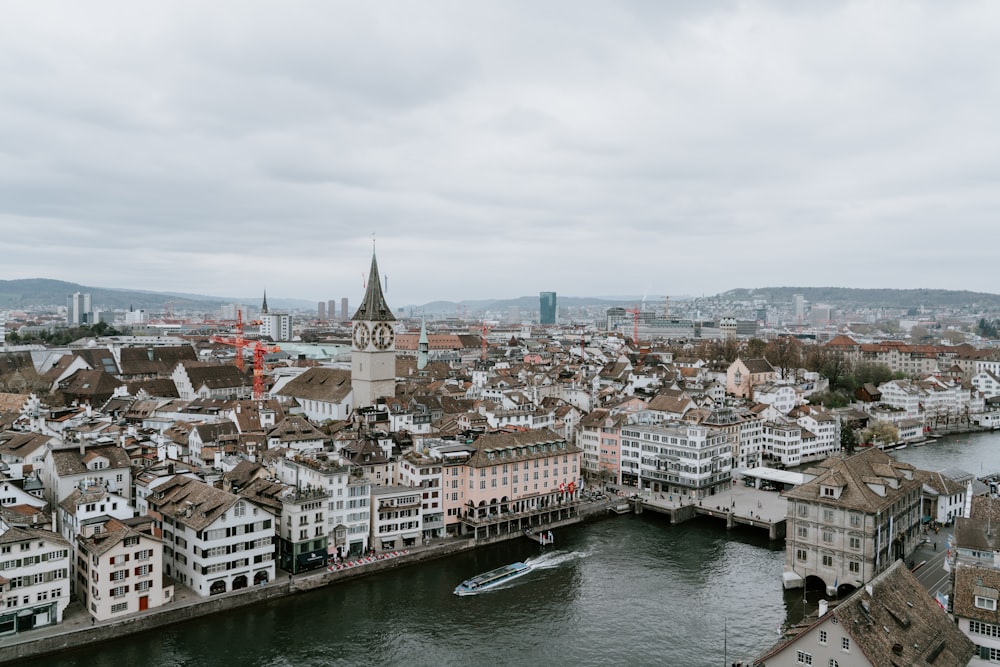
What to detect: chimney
<box><xmin>818</xmin><ymin>599</ymin><xmax>829</xmax><ymax>617</ymax></box>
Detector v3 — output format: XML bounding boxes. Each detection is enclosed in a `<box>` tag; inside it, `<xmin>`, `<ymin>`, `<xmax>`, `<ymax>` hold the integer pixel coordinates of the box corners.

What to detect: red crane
<box><xmin>212</xmin><ymin>310</ymin><xmax>250</xmax><ymax>371</ymax></box>
<box><xmin>250</xmin><ymin>339</ymin><xmax>281</xmax><ymax>401</ymax></box>
<box><xmin>211</xmin><ymin>311</ymin><xmax>280</xmax><ymax>400</ymax></box>
<box><xmin>625</xmin><ymin>306</ymin><xmax>640</xmax><ymax>344</ymax></box>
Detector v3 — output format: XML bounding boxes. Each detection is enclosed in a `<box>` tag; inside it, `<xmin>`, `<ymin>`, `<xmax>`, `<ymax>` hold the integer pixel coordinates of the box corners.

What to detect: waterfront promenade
<box><xmin>611</xmin><ymin>483</ymin><xmax>790</xmax><ymax>540</ymax></box>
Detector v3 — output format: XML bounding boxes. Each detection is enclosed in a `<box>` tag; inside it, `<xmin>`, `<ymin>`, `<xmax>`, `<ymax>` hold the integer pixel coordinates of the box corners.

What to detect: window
<box><xmin>849</xmin><ymin>561</ymin><xmax>860</xmax><ymax>574</ymax></box>
<box><xmin>796</xmin><ymin>650</ymin><xmax>813</xmax><ymax>665</ymax></box>
<box><xmin>849</xmin><ymin>513</ymin><xmax>860</xmax><ymax>527</ymax></box>
<box><xmin>822</xmin><ymin>555</ymin><xmax>833</xmax><ymax>567</ymax></box>
<box><xmin>111</xmin><ymin>585</ymin><xmax>128</xmax><ymax>598</ymax></box>
<box><xmin>849</xmin><ymin>537</ymin><xmax>861</xmax><ymax>550</ymax></box>
<box><xmin>823</xmin><ymin>509</ymin><xmax>834</xmax><ymax>522</ymax></box>
<box><xmin>976</xmin><ymin>596</ymin><xmax>998</xmax><ymax>611</ymax></box>
<box><xmin>797</xmin><ymin>526</ymin><xmax>808</xmax><ymax>538</ymax></box>
<box><xmin>822</xmin><ymin>531</ymin><xmax>833</xmax><ymax>543</ymax></box>
<box><xmin>796</xmin><ymin>549</ymin><xmax>807</xmax><ymax>562</ymax></box>
<box><xmin>841</xmin><ymin>636</ymin><xmax>850</xmax><ymax>651</ymax></box>
<box><xmin>111</xmin><ymin>602</ymin><xmax>128</xmax><ymax>614</ymax></box>
<box><xmin>798</xmin><ymin>504</ymin><xmax>808</xmax><ymax>517</ymax></box>
<box><xmin>818</xmin><ymin>629</ymin><xmax>827</xmax><ymax>645</ymax></box>
<box><xmin>969</xmin><ymin>620</ymin><xmax>1000</xmax><ymax>638</ymax></box>
<box><xmin>828</xmin><ymin>661</ymin><xmax>839</xmax><ymax>667</ymax></box>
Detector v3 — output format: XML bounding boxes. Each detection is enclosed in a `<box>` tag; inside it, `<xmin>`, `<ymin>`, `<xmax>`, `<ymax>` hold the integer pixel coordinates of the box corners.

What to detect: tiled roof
<box><xmin>149</xmin><ymin>476</ymin><xmax>243</xmax><ymax>532</ymax></box>
<box><xmin>50</xmin><ymin>444</ymin><xmax>132</xmax><ymax>477</ymax></box>
<box><xmin>465</xmin><ymin>429</ymin><xmax>580</xmax><ymax>468</ymax></box>
<box><xmin>275</xmin><ymin>367</ymin><xmax>352</xmax><ymax>402</ymax></box>
<box><xmin>953</xmin><ymin>563</ymin><xmax>1000</xmax><ymax>624</ymax></box>
<box><xmin>783</xmin><ymin>448</ymin><xmax>921</xmax><ymax>514</ymax></box>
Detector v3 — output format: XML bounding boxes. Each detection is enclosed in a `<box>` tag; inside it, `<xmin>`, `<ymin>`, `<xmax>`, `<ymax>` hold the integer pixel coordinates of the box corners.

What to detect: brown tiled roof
<box><xmin>275</xmin><ymin>368</ymin><xmax>352</xmax><ymax>402</ymax></box>
<box><xmin>0</xmin><ymin>431</ymin><xmax>53</xmax><ymax>458</ymax></box>
<box><xmin>783</xmin><ymin>448</ymin><xmax>922</xmax><ymax>513</ymax></box>
<box><xmin>833</xmin><ymin>561</ymin><xmax>973</xmax><ymax>666</ymax></box>
<box><xmin>742</xmin><ymin>358</ymin><xmax>775</xmax><ymax>374</ymax></box>
<box><xmin>126</xmin><ymin>378</ymin><xmax>181</xmax><ymax>398</ymax></box>
<box><xmin>50</xmin><ymin>444</ymin><xmax>132</xmax><ymax>477</ymax></box>
<box><xmin>756</xmin><ymin>561</ymin><xmax>974</xmax><ymax>666</ymax></box>
<box><xmin>183</xmin><ymin>363</ymin><xmax>249</xmax><ymax>390</ymax></box>
<box><xmin>58</xmin><ymin>369</ymin><xmax>124</xmax><ymax>398</ymax></box>
<box><xmin>119</xmin><ymin>345</ymin><xmax>198</xmax><ymax>376</ymax></box>
<box><xmin>953</xmin><ymin>563</ymin><xmax>1000</xmax><ymax>625</ymax></box>
<box><xmin>267</xmin><ymin>415</ymin><xmax>327</xmax><ymax>444</ymax></box>
<box><xmin>150</xmin><ymin>476</ymin><xmax>245</xmax><ymax>531</ymax></box>
<box><xmin>0</xmin><ymin>525</ymin><xmax>69</xmax><ymax>548</ymax></box>
<box><xmin>465</xmin><ymin>428</ymin><xmax>580</xmax><ymax>468</ymax></box>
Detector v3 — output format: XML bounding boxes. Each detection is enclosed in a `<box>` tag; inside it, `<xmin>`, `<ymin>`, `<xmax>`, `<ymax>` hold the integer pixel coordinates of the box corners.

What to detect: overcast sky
<box><xmin>2</xmin><ymin>2</ymin><xmax>998</xmax><ymax>307</ymax></box>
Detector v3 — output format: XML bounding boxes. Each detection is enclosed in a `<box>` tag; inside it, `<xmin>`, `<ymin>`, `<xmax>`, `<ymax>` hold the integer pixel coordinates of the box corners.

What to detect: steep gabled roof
<box><xmin>351</xmin><ymin>252</ymin><xmax>395</xmax><ymax>322</ymax></box>
<box><xmin>275</xmin><ymin>367</ymin><xmax>352</xmax><ymax>402</ymax></box>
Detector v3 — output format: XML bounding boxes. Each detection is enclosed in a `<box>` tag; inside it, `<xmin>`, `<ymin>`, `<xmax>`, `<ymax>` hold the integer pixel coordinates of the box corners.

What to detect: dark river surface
<box><xmin>31</xmin><ymin>430</ymin><xmax>999</xmax><ymax>667</ymax></box>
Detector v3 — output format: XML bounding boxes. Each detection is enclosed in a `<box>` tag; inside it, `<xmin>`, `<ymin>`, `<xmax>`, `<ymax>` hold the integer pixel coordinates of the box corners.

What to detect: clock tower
<box><xmin>351</xmin><ymin>251</ymin><xmax>396</xmax><ymax>409</ymax></box>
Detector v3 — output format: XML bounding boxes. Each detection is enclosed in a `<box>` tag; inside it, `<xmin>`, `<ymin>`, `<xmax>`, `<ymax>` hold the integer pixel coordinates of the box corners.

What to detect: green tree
<box><xmin>841</xmin><ymin>425</ymin><xmax>859</xmax><ymax>454</ymax></box>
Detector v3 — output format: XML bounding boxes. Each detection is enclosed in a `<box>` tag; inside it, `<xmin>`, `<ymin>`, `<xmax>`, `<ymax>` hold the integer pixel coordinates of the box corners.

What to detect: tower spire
<box><xmin>352</xmin><ymin>252</ymin><xmax>395</xmax><ymax>322</ymax></box>
<box><xmin>261</xmin><ymin>289</ymin><xmax>269</xmax><ymax>314</ymax></box>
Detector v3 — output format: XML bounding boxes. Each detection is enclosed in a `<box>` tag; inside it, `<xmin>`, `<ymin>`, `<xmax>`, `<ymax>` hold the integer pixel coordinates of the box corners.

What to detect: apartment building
<box><xmin>620</xmin><ymin>423</ymin><xmax>732</xmax><ymax>499</ymax></box>
<box><xmin>0</xmin><ymin>526</ymin><xmax>71</xmax><ymax>635</ymax></box>
<box><xmin>146</xmin><ymin>476</ymin><xmax>275</xmax><ymax>597</ymax></box>
<box><xmin>76</xmin><ymin>517</ymin><xmax>169</xmax><ymax>621</ymax></box>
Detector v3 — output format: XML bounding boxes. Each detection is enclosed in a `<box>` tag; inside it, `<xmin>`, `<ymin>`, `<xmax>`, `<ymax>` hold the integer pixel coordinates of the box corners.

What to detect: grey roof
<box><xmin>351</xmin><ymin>253</ymin><xmax>395</xmax><ymax>322</ymax></box>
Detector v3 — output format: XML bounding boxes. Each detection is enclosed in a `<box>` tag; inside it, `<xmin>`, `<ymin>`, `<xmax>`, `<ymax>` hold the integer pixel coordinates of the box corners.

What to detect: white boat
<box><xmin>453</xmin><ymin>562</ymin><xmax>532</xmax><ymax>596</ymax></box>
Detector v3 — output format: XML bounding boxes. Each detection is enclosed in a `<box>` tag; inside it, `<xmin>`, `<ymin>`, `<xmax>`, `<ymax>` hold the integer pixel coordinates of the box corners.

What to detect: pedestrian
<box><xmin>933</xmin><ymin>542</ymin><xmax>937</xmax><ymax>551</ymax></box>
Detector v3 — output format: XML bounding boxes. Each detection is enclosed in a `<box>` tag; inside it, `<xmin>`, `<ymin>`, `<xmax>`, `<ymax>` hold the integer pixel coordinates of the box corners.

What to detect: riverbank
<box><xmin>0</xmin><ymin>499</ymin><xmax>615</xmax><ymax>664</ymax></box>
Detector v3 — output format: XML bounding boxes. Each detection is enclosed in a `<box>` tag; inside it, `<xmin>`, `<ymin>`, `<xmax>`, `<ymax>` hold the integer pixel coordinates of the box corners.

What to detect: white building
<box><xmin>371</xmin><ymin>486</ymin><xmax>423</xmax><ymax>552</ymax></box>
<box><xmin>42</xmin><ymin>443</ymin><xmax>133</xmax><ymax>507</ymax></box>
<box><xmin>147</xmin><ymin>476</ymin><xmax>275</xmax><ymax>596</ymax></box>
<box><xmin>396</xmin><ymin>450</ymin><xmax>445</xmax><ymax>541</ymax></box>
<box><xmin>260</xmin><ymin>313</ymin><xmax>292</xmax><ymax>342</ymax></box>
<box><xmin>0</xmin><ymin>526</ymin><xmax>71</xmax><ymax>635</ymax></box>
<box><xmin>270</xmin><ymin>456</ymin><xmax>371</xmax><ymax>558</ymax></box>
<box><xmin>620</xmin><ymin>423</ymin><xmax>731</xmax><ymax>499</ymax></box>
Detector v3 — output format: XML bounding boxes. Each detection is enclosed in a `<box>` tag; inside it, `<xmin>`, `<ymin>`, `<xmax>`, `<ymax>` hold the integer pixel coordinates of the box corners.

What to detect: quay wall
<box><xmin>0</xmin><ymin>509</ymin><xmax>609</xmax><ymax>665</ymax></box>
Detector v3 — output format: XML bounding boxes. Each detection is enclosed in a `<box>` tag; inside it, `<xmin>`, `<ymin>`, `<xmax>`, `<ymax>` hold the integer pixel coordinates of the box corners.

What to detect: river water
<box><xmin>32</xmin><ymin>431</ymin><xmax>1000</xmax><ymax>667</ymax></box>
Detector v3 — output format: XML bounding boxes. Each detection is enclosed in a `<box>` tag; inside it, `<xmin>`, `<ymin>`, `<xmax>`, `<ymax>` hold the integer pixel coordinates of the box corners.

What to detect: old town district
<box><xmin>2</xmin><ymin>254</ymin><xmax>1000</xmax><ymax>662</ymax></box>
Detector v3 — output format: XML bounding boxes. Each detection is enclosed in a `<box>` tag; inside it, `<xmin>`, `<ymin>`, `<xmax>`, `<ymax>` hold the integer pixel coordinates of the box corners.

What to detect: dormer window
<box><xmin>976</xmin><ymin>596</ymin><xmax>998</xmax><ymax>611</ymax></box>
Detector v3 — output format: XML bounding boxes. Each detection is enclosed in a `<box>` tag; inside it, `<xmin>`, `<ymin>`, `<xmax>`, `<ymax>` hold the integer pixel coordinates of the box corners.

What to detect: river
<box><xmin>30</xmin><ymin>430</ymin><xmax>1000</xmax><ymax>667</ymax></box>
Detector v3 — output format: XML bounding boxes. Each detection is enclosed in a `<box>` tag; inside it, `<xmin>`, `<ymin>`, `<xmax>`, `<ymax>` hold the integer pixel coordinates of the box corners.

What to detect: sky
<box><xmin>1</xmin><ymin>1</ymin><xmax>998</xmax><ymax>307</ymax></box>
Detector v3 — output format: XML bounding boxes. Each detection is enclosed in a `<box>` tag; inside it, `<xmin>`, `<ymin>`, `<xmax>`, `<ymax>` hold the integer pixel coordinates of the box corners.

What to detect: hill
<box><xmin>720</xmin><ymin>287</ymin><xmax>1000</xmax><ymax>311</ymax></box>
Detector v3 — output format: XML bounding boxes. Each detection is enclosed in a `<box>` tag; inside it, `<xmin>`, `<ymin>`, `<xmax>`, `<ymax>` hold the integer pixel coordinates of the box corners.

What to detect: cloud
<box><xmin>0</xmin><ymin>1</ymin><xmax>998</xmax><ymax>307</ymax></box>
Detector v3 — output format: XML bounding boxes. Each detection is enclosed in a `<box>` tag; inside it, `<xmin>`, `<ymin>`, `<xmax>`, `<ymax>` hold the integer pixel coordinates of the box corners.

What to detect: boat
<box><xmin>453</xmin><ymin>562</ymin><xmax>532</xmax><ymax>596</ymax></box>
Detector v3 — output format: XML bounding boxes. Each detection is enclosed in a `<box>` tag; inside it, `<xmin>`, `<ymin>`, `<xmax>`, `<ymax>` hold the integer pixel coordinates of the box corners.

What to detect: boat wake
<box><xmin>526</xmin><ymin>550</ymin><xmax>588</xmax><ymax>570</ymax></box>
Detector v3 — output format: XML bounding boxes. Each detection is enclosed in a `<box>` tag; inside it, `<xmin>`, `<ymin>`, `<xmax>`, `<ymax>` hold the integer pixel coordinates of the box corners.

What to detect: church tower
<box><xmin>351</xmin><ymin>252</ymin><xmax>396</xmax><ymax>409</ymax></box>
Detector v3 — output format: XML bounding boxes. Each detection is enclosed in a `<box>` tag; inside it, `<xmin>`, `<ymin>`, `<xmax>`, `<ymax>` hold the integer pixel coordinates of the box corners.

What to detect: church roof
<box><xmin>352</xmin><ymin>253</ymin><xmax>395</xmax><ymax>322</ymax></box>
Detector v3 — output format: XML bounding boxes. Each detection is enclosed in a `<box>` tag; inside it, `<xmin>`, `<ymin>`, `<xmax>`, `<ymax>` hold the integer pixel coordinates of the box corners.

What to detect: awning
<box><xmin>402</xmin><ymin>533</ymin><xmax>420</xmax><ymax>540</ymax></box>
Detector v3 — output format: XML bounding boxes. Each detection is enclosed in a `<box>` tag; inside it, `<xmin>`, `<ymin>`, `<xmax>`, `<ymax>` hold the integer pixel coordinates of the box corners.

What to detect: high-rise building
<box><xmin>539</xmin><ymin>292</ymin><xmax>556</xmax><ymax>325</ymax></box>
<box><xmin>260</xmin><ymin>313</ymin><xmax>292</xmax><ymax>342</ymax></box>
<box><xmin>66</xmin><ymin>293</ymin><xmax>92</xmax><ymax>326</ymax></box>
<box><xmin>317</xmin><ymin>302</ymin><xmax>326</xmax><ymax>320</ymax></box>
<box><xmin>328</xmin><ymin>300</ymin><xmax>336</xmax><ymax>320</ymax></box>
<box><xmin>341</xmin><ymin>298</ymin><xmax>348</xmax><ymax>322</ymax></box>
<box><xmin>794</xmin><ymin>294</ymin><xmax>806</xmax><ymax>323</ymax></box>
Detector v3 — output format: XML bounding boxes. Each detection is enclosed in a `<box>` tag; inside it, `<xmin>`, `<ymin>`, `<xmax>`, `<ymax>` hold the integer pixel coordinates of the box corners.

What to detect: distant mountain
<box><xmin>0</xmin><ymin>279</ymin><xmax>312</xmax><ymax>312</ymax></box>
<box><xmin>4</xmin><ymin>279</ymin><xmax>998</xmax><ymax>316</ymax></box>
<box><xmin>721</xmin><ymin>287</ymin><xmax>1000</xmax><ymax>310</ymax></box>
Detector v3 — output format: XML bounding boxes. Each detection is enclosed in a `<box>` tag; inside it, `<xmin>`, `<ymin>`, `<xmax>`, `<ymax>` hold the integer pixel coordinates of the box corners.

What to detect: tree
<box><xmin>841</xmin><ymin>425</ymin><xmax>859</xmax><ymax>454</ymax></box>
<box><xmin>743</xmin><ymin>337</ymin><xmax>767</xmax><ymax>359</ymax></box>
<box><xmin>764</xmin><ymin>336</ymin><xmax>802</xmax><ymax>380</ymax></box>
<box><xmin>860</xmin><ymin>420</ymin><xmax>899</xmax><ymax>447</ymax></box>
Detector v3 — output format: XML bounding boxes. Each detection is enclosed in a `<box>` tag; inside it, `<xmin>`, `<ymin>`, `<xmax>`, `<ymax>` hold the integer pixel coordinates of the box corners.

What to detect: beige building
<box><xmin>782</xmin><ymin>448</ymin><xmax>923</xmax><ymax>597</ymax></box>
<box><xmin>76</xmin><ymin>517</ymin><xmax>171</xmax><ymax>621</ymax></box>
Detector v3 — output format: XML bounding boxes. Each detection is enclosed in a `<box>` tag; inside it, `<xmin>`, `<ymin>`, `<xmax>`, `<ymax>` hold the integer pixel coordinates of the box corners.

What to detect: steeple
<box><xmin>352</xmin><ymin>253</ymin><xmax>395</xmax><ymax>322</ymax></box>
<box><xmin>417</xmin><ymin>318</ymin><xmax>429</xmax><ymax>370</ymax></box>
<box><xmin>261</xmin><ymin>290</ymin><xmax>269</xmax><ymax>314</ymax></box>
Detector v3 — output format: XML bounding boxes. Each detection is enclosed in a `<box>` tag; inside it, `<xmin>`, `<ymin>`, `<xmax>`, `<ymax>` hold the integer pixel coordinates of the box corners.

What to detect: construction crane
<box><xmin>250</xmin><ymin>339</ymin><xmax>281</xmax><ymax>401</ymax></box>
<box><xmin>211</xmin><ymin>310</ymin><xmax>280</xmax><ymax>400</ymax></box>
<box><xmin>481</xmin><ymin>322</ymin><xmax>493</xmax><ymax>361</ymax></box>
<box><xmin>625</xmin><ymin>306</ymin><xmax>641</xmax><ymax>344</ymax></box>
<box><xmin>211</xmin><ymin>310</ymin><xmax>250</xmax><ymax>371</ymax></box>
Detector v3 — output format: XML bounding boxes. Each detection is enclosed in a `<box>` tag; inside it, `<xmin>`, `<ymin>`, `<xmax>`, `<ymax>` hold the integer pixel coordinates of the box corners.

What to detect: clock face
<box><xmin>353</xmin><ymin>322</ymin><xmax>370</xmax><ymax>349</ymax></box>
<box><xmin>372</xmin><ymin>322</ymin><xmax>395</xmax><ymax>350</ymax></box>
